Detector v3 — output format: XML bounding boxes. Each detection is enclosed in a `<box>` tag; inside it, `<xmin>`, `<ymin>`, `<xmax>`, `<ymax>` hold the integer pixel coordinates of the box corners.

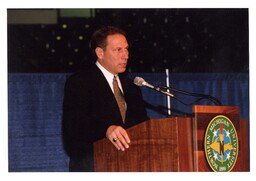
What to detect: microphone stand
<box><xmin>133</xmin><ymin>76</ymin><xmax>222</xmax><ymax>106</ymax></box>
<box><xmin>157</xmin><ymin>85</ymin><xmax>222</xmax><ymax>106</ymax></box>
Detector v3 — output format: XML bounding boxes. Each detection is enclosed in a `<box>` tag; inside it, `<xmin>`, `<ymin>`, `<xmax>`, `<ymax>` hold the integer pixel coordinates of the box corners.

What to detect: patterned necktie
<box><xmin>113</xmin><ymin>76</ymin><xmax>126</xmax><ymax>123</ymax></box>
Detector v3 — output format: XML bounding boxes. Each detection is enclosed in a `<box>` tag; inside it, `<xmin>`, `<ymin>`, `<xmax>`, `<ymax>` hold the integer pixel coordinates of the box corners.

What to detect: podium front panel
<box><xmin>94</xmin><ymin>117</ymin><xmax>193</xmax><ymax>172</ymax></box>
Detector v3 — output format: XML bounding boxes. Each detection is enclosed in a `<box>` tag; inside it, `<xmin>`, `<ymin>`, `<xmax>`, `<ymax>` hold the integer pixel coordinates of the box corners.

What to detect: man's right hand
<box><xmin>106</xmin><ymin>125</ymin><xmax>131</xmax><ymax>151</ymax></box>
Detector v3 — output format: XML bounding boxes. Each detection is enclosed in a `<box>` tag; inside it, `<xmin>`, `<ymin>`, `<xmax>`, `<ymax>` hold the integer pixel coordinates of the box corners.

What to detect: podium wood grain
<box><xmin>94</xmin><ymin>117</ymin><xmax>193</xmax><ymax>172</ymax></box>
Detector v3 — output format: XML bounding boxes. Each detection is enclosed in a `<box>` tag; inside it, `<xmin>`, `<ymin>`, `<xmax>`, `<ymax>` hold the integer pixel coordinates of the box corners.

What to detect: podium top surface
<box><xmin>192</xmin><ymin>105</ymin><xmax>240</xmax><ymax>114</ymax></box>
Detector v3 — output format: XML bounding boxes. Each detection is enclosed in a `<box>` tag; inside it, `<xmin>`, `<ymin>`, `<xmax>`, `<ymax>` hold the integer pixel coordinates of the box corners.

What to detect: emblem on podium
<box><xmin>204</xmin><ymin>115</ymin><xmax>239</xmax><ymax>172</ymax></box>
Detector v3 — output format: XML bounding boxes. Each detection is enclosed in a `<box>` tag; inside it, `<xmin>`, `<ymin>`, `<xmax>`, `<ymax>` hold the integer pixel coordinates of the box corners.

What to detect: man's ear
<box><xmin>95</xmin><ymin>47</ymin><xmax>104</xmax><ymax>59</ymax></box>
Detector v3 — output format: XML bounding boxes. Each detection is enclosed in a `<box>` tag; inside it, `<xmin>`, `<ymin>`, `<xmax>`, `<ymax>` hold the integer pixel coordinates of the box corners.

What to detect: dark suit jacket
<box><xmin>62</xmin><ymin>64</ymin><xmax>149</xmax><ymax>171</ymax></box>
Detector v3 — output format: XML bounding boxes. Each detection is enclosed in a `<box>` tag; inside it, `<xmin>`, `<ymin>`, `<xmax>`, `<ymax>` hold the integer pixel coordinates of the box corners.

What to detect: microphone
<box><xmin>134</xmin><ymin>76</ymin><xmax>155</xmax><ymax>89</ymax></box>
<box><xmin>134</xmin><ymin>76</ymin><xmax>175</xmax><ymax>97</ymax></box>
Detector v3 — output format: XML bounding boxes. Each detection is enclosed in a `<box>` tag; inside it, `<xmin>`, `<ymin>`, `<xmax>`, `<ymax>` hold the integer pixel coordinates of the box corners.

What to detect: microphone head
<box><xmin>133</xmin><ymin>76</ymin><xmax>145</xmax><ymax>86</ymax></box>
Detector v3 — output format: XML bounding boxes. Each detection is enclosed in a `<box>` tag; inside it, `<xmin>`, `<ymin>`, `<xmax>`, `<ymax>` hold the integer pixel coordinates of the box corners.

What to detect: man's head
<box><xmin>90</xmin><ymin>26</ymin><xmax>129</xmax><ymax>74</ymax></box>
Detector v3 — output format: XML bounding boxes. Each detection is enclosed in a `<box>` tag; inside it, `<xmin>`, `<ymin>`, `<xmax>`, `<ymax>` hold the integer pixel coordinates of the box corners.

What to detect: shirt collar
<box><xmin>96</xmin><ymin>61</ymin><xmax>123</xmax><ymax>93</ymax></box>
<box><xmin>96</xmin><ymin>61</ymin><xmax>115</xmax><ymax>81</ymax></box>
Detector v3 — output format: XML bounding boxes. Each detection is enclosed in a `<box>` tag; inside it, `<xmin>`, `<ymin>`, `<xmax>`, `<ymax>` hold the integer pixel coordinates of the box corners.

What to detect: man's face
<box><xmin>97</xmin><ymin>34</ymin><xmax>129</xmax><ymax>75</ymax></box>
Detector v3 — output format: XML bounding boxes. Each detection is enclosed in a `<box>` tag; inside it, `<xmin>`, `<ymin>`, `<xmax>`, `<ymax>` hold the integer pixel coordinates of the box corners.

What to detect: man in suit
<box><xmin>62</xmin><ymin>26</ymin><xmax>149</xmax><ymax>171</ymax></box>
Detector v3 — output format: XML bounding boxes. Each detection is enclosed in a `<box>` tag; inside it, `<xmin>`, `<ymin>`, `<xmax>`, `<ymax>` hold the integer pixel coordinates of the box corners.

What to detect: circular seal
<box><xmin>204</xmin><ymin>115</ymin><xmax>239</xmax><ymax>172</ymax></box>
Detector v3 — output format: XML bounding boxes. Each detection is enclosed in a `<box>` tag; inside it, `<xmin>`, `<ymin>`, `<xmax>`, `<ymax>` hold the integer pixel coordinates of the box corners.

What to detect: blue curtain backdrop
<box><xmin>8</xmin><ymin>73</ymin><xmax>249</xmax><ymax>171</ymax></box>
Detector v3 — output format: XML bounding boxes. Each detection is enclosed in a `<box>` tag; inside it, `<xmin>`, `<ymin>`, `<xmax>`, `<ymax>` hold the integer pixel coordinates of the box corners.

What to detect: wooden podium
<box><xmin>93</xmin><ymin>105</ymin><xmax>249</xmax><ymax>172</ymax></box>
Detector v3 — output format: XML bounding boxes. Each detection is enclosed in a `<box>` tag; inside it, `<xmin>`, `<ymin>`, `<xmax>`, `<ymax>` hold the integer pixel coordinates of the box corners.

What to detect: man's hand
<box><xmin>106</xmin><ymin>125</ymin><xmax>131</xmax><ymax>151</ymax></box>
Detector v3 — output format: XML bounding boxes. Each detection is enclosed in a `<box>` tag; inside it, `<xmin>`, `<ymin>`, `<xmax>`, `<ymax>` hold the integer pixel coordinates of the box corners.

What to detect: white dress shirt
<box><xmin>96</xmin><ymin>61</ymin><xmax>124</xmax><ymax>94</ymax></box>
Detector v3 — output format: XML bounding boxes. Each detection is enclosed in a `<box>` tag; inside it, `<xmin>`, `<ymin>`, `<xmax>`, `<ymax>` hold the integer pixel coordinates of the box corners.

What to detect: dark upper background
<box><xmin>7</xmin><ymin>8</ymin><xmax>249</xmax><ymax>73</ymax></box>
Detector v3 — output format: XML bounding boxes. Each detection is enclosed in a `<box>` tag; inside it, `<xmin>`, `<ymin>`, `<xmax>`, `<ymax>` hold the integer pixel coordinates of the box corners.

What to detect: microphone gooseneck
<box><xmin>159</xmin><ymin>85</ymin><xmax>222</xmax><ymax>106</ymax></box>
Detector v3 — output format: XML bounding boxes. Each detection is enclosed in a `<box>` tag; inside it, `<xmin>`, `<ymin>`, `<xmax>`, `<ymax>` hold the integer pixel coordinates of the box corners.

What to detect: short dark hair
<box><xmin>89</xmin><ymin>26</ymin><xmax>127</xmax><ymax>58</ymax></box>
